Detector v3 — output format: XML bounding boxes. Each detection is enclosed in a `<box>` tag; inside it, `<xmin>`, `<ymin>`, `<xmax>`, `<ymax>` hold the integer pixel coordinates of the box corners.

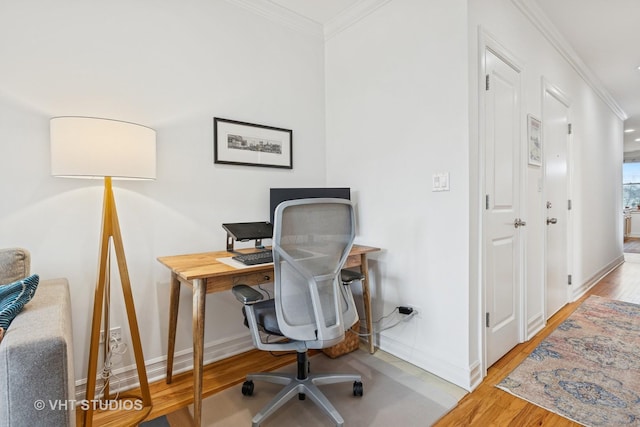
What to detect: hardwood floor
<box><xmin>77</xmin><ymin>349</ymin><xmax>304</xmax><ymax>426</ymax></box>
<box><xmin>79</xmin><ymin>254</ymin><xmax>640</xmax><ymax>426</ymax></box>
<box><xmin>434</xmin><ymin>254</ymin><xmax>640</xmax><ymax>426</ymax></box>
<box><xmin>624</xmin><ymin>237</ymin><xmax>640</xmax><ymax>253</ymax></box>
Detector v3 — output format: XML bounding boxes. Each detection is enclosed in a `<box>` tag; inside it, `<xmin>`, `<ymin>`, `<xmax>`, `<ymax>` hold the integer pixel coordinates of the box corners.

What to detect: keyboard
<box><xmin>232</xmin><ymin>250</ymin><xmax>273</xmax><ymax>265</ymax></box>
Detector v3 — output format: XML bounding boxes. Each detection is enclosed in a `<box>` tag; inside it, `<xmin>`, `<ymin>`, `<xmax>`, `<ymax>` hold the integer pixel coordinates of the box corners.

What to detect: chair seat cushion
<box><xmin>243</xmin><ymin>299</ymin><xmax>282</xmax><ymax>336</ymax></box>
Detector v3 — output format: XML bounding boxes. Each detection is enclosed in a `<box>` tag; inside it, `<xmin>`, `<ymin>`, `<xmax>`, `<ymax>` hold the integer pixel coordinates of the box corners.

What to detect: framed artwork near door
<box><xmin>527</xmin><ymin>114</ymin><xmax>542</xmax><ymax>166</ymax></box>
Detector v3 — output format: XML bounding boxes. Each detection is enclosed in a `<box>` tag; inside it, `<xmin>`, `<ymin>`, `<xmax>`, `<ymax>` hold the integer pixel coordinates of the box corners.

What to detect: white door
<box><xmin>483</xmin><ymin>49</ymin><xmax>523</xmax><ymax>367</ymax></box>
<box><xmin>543</xmin><ymin>85</ymin><xmax>570</xmax><ymax>318</ymax></box>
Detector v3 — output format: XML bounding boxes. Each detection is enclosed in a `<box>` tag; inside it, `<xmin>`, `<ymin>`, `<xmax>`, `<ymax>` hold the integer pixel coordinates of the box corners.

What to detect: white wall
<box><xmin>469</xmin><ymin>0</ymin><xmax>623</xmax><ymax>342</ymax></box>
<box><xmin>0</xmin><ymin>0</ymin><xmax>625</xmax><ymax>395</ymax></box>
<box><xmin>326</xmin><ymin>0</ymin><xmax>474</xmax><ymax>388</ymax></box>
<box><xmin>0</xmin><ymin>0</ymin><xmax>326</xmax><ymax>390</ymax></box>
<box><xmin>467</xmin><ymin>0</ymin><xmax>622</xmax><ymax>378</ymax></box>
<box><xmin>326</xmin><ymin>0</ymin><xmax>623</xmax><ymax>391</ymax></box>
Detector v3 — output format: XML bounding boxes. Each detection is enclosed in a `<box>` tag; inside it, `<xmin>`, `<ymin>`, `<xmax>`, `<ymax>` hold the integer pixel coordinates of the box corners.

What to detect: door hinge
<box><xmin>485</xmin><ymin>74</ymin><xmax>490</xmax><ymax>91</ymax></box>
<box><xmin>568</xmin><ymin>274</ymin><xmax>572</xmax><ymax>285</ymax></box>
<box><xmin>568</xmin><ymin>199</ymin><xmax>572</xmax><ymax>210</ymax></box>
<box><xmin>568</xmin><ymin>123</ymin><xmax>572</xmax><ymax>135</ymax></box>
<box><xmin>485</xmin><ymin>194</ymin><xmax>490</xmax><ymax>210</ymax></box>
<box><xmin>486</xmin><ymin>312</ymin><xmax>490</xmax><ymax>327</ymax></box>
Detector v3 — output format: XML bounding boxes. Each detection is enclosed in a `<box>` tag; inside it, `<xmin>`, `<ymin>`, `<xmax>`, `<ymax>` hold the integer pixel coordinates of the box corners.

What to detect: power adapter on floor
<box><xmin>398</xmin><ymin>306</ymin><xmax>414</xmax><ymax>315</ymax></box>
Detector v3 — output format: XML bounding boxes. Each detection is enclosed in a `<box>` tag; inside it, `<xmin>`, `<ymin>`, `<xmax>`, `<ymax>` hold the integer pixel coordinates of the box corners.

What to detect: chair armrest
<box><xmin>232</xmin><ymin>284</ymin><xmax>264</xmax><ymax>304</ymax></box>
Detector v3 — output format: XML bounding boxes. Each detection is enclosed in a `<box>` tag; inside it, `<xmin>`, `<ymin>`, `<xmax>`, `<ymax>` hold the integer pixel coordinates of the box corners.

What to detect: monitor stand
<box><xmin>226</xmin><ymin>233</ymin><xmax>265</xmax><ymax>252</ymax></box>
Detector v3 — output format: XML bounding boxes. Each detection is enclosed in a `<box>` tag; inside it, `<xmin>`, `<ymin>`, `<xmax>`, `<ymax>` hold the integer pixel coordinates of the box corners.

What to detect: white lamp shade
<box><xmin>50</xmin><ymin>116</ymin><xmax>156</xmax><ymax>179</ymax></box>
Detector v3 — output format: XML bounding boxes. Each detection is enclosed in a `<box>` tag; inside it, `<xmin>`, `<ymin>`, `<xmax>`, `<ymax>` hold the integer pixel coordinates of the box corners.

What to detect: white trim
<box><xmin>223</xmin><ymin>0</ymin><xmax>393</xmax><ymax>41</ymax></box>
<box><xmin>572</xmin><ymin>255</ymin><xmax>624</xmax><ymax>301</ymax></box>
<box><xmin>380</xmin><ymin>333</ymin><xmax>477</xmax><ymax>391</ymax></box>
<box><xmin>324</xmin><ymin>0</ymin><xmax>392</xmax><ymax>40</ymax></box>
<box><xmin>511</xmin><ymin>0</ymin><xmax>627</xmax><ymax>121</ymax></box>
<box><xmin>526</xmin><ymin>311</ymin><xmax>545</xmax><ymax>340</ymax></box>
<box><xmin>223</xmin><ymin>0</ymin><xmax>323</xmax><ymax>38</ymax></box>
<box><xmin>75</xmin><ymin>333</ymin><xmax>254</xmax><ymax>400</ymax></box>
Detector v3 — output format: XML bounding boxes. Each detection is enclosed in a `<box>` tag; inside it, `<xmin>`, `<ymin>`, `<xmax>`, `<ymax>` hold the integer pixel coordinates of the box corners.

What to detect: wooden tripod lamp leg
<box><xmin>109</xmin><ymin>182</ymin><xmax>152</xmax><ymax>405</ymax></box>
<box><xmin>82</xmin><ymin>177</ymin><xmax>152</xmax><ymax>426</ymax></box>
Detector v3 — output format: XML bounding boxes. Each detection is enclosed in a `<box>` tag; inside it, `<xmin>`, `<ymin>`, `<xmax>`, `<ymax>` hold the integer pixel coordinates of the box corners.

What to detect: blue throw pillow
<box><xmin>0</xmin><ymin>274</ymin><xmax>39</xmax><ymax>341</ymax></box>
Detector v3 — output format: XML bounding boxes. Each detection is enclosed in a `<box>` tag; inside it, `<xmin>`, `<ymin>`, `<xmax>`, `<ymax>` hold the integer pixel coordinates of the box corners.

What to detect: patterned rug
<box><xmin>497</xmin><ymin>295</ymin><xmax>640</xmax><ymax>426</ymax></box>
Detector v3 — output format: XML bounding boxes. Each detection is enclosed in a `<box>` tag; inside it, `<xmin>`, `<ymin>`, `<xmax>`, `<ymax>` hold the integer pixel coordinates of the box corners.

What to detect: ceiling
<box><xmin>535</xmin><ymin>0</ymin><xmax>640</xmax><ymax>153</ymax></box>
<box><xmin>269</xmin><ymin>0</ymin><xmax>640</xmax><ymax>151</ymax></box>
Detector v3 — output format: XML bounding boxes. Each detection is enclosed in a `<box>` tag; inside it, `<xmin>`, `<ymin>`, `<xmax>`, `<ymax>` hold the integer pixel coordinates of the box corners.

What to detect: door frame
<box><xmin>478</xmin><ymin>29</ymin><xmax>527</xmax><ymax>376</ymax></box>
<box><xmin>541</xmin><ymin>78</ymin><xmax>573</xmax><ymax>319</ymax></box>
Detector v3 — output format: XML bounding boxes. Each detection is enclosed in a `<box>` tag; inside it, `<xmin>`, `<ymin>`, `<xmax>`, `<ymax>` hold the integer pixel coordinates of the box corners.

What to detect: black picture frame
<box><xmin>214</xmin><ymin>117</ymin><xmax>293</xmax><ymax>169</ymax></box>
<box><xmin>527</xmin><ymin>114</ymin><xmax>542</xmax><ymax>167</ymax></box>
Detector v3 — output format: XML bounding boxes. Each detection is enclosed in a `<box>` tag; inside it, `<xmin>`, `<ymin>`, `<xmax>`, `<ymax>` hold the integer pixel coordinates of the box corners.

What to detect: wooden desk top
<box><xmin>157</xmin><ymin>244</ymin><xmax>380</xmax><ymax>282</ymax></box>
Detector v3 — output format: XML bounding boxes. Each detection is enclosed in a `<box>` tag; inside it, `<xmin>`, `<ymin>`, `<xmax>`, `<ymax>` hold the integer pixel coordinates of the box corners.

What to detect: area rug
<box><xmin>165</xmin><ymin>350</ymin><xmax>461</xmax><ymax>427</ymax></box>
<box><xmin>497</xmin><ymin>295</ymin><xmax>640</xmax><ymax>426</ymax></box>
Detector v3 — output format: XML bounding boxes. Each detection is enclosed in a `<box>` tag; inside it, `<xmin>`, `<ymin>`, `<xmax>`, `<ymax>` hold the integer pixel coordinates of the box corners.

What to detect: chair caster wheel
<box><xmin>299</xmin><ymin>392</ymin><xmax>306</xmax><ymax>400</ymax></box>
<box><xmin>242</xmin><ymin>380</ymin><xmax>254</xmax><ymax>396</ymax></box>
<box><xmin>353</xmin><ymin>381</ymin><xmax>363</xmax><ymax>396</ymax></box>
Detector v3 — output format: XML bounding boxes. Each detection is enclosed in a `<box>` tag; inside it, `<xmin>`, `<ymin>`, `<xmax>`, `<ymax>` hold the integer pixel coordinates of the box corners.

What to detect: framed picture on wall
<box><xmin>527</xmin><ymin>114</ymin><xmax>542</xmax><ymax>166</ymax></box>
<box><xmin>214</xmin><ymin>117</ymin><xmax>293</xmax><ymax>169</ymax></box>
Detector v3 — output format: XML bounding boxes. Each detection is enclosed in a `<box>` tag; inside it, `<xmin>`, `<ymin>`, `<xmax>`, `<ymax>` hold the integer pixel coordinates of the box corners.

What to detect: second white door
<box><xmin>543</xmin><ymin>83</ymin><xmax>570</xmax><ymax>319</ymax></box>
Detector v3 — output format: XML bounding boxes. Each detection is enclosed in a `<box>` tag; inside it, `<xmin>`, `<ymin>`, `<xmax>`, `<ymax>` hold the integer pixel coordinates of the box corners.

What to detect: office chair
<box><xmin>232</xmin><ymin>198</ymin><xmax>363</xmax><ymax>427</ymax></box>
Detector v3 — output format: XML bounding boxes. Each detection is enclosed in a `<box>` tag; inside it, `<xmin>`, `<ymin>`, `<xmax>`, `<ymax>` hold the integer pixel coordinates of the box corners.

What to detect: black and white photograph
<box><xmin>214</xmin><ymin>117</ymin><xmax>292</xmax><ymax>169</ymax></box>
<box><xmin>527</xmin><ymin>114</ymin><xmax>541</xmax><ymax>166</ymax></box>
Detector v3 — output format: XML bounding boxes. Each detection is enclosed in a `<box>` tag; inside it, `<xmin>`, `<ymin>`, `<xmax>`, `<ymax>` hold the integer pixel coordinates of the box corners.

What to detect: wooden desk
<box><xmin>157</xmin><ymin>244</ymin><xmax>380</xmax><ymax>427</ymax></box>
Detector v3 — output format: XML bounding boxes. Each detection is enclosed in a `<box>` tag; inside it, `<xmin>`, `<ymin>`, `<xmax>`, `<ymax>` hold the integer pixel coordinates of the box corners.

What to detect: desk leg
<box><xmin>166</xmin><ymin>272</ymin><xmax>180</xmax><ymax>384</ymax></box>
<box><xmin>193</xmin><ymin>278</ymin><xmax>206</xmax><ymax>427</ymax></box>
<box><xmin>360</xmin><ymin>254</ymin><xmax>375</xmax><ymax>354</ymax></box>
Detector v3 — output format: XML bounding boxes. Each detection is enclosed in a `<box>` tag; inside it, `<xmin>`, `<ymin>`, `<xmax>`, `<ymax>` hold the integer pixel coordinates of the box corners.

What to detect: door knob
<box><xmin>514</xmin><ymin>218</ymin><xmax>527</xmax><ymax>228</ymax></box>
<box><xmin>547</xmin><ymin>217</ymin><xmax>558</xmax><ymax>225</ymax></box>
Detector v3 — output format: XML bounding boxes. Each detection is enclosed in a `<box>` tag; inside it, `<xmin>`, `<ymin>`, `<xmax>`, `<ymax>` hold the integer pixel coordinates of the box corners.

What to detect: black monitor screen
<box><xmin>269</xmin><ymin>187</ymin><xmax>351</xmax><ymax>224</ymax></box>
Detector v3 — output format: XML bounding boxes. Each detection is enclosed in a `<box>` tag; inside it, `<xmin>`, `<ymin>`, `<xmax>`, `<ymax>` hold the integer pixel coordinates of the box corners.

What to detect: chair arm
<box><xmin>232</xmin><ymin>284</ymin><xmax>264</xmax><ymax>304</ymax></box>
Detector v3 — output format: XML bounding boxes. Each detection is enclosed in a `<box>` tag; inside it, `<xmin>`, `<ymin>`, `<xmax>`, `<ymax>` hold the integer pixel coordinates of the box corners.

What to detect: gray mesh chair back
<box><xmin>232</xmin><ymin>198</ymin><xmax>364</xmax><ymax>427</ymax></box>
<box><xmin>273</xmin><ymin>198</ymin><xmax>358</xmax><ymax>347</ymax></box>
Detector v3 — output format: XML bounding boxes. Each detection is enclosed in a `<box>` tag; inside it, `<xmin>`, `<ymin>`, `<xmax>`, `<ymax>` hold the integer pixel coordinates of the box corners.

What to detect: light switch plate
<box><xmin>433</xmin><ymin>172</ymin><xmax>450</xmax><ymax>192</ymax></box>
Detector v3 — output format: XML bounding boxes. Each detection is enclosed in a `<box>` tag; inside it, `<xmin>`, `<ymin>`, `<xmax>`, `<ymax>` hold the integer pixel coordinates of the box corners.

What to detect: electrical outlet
<box><xmin>110</xmin><ymin>327</ymin><xmax>122</xmax><ymax>343</ymax></box>
<box><xmin>99</xmin><ymin>327</ymin><xmax>122</xmax><ymax>344</ymax></box>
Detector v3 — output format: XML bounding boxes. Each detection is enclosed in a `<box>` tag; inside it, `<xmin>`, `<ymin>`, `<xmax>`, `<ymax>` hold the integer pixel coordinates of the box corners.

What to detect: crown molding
<box><xmin>224</xmin><ymin>0</ymin><xmax>393</xmax><ymax>42</ymax></box>
<box><xmin>511</xmin><ymin>0</ymin><xmax>627</xmax><ymax>121</ymax></box>
<box><xmin>324</xmin><ymin>0</ymin><xmax>392</xmax><ymax>40</ymax></box>
<box><xmin>224</xmin><ymin>0</ymin><xmax>324</xmax><ymax>38</ymax></box>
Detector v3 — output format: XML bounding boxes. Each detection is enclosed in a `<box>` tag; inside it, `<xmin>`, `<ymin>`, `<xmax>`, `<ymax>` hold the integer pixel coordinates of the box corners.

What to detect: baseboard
<box><xmin>572</xmin><ymin>255</ymin><xmax>624</xmax><ymax>300</ymax></box>
<box><xmin>526</xmin><ymin>311</ymin><xmax>546</xmax><ymax>340</ymax></box>
<box><xmin>378</xmin><ymin>333</ymin><xmax>476</xmax><ymax>391</ymax></box>
<box><xmin>75</xmin><ymin>333</ymin><xmax>254</xmax><ymax>400</ymax></box>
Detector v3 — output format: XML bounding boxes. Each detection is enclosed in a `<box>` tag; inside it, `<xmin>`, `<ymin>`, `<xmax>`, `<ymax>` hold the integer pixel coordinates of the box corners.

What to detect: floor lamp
<box><xmin>50</xmin><ymin>116</ymin><xmax>156</xmax><ymax>426</ymax></box>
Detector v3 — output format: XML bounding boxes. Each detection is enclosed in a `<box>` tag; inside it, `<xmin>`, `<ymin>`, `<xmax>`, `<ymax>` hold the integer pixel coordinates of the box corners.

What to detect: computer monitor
<box><xmin>269</xmin><ymin>187</ymin><xmax>351</xmax><ymax>224</ymax></box>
